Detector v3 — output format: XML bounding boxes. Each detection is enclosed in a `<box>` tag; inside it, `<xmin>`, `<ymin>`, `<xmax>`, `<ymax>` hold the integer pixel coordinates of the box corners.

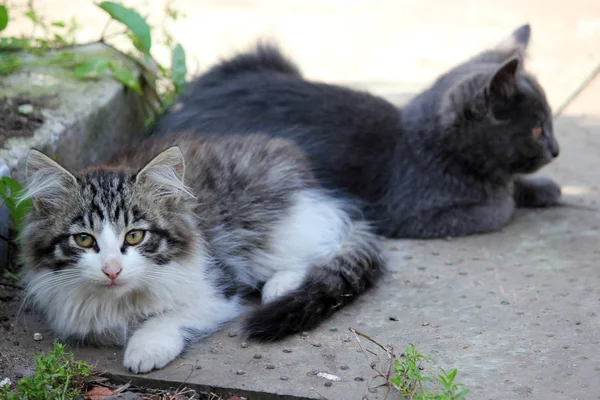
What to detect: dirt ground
<box><xmin>0</xmin><ymin>277</ymin><xmax>41</xmax><ymax>385</ymax></box>
<box><xmin>0</xmin><ymin>97</ymin><xmax>44</xmax><ymax>146</ymax></box>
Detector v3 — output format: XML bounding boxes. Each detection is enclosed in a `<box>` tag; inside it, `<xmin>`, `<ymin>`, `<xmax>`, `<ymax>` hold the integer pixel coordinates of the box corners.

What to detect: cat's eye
<box><xmin>532</xmin><ymin>126</ymin><xmax>543</xmax><ymax>139</ymax></box>
<box><xmin>73</xmin><ymin>233</ymin><xmax>95</xmax><ymax>248</ymax></box>
<box><xmin>124</xmin><ymin>230</ymin><xmax>145</xmax><ymax>246</ymax></box>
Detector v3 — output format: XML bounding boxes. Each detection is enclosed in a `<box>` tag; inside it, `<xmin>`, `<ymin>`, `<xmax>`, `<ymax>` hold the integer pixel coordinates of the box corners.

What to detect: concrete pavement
<box><xmin>6</xmin><ymin>1</ymin><xmax>600</xmax><ymax>399</ymax></box>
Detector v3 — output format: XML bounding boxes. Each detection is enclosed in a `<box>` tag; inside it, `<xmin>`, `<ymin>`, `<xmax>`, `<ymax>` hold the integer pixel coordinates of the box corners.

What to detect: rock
<box><xmin>0</xmin><ymin>377</ymin><xmax>10</xmax><ymax>388</ymax></box>
<box><xmin>0</xmin><ymin>43</ymin><xmax>146</xmax><ymax>181</ymax></box>
<box><xmin>265</xmin><ymin>364</ymin><xmax>275</xmax><ymax>370</ymax></box>
<box><xmin>282</xmin><ymin>348</ymin><xmax>292</xmax><ymax>353</ymax></box>
<box><xmin>17</xmin><ymin>104</ymin><xmax>34</xmax><ymax>115</ymax></box>
<box><xmin>235</xmin><ymin>370</ymin><xmax>246</xmax><ymax>375</ymax></box>
<box><xmin>253</xmin><ymin>353</ymin><xmax>262</xmax><ymax>359</ymax></box>
<box><xmin>33</xmin><ymin>332</ymin><xmax>43</xmax><ymax>341</ymax></box>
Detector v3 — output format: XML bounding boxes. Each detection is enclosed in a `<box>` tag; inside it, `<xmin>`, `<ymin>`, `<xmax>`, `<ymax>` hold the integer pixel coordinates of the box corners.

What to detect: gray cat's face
<box><xmin>428</xmin><ymin>25</ymin><xmax>559</xmax><ymax>175</ymax></box>
<box><xmin>20</xmin><ymin>147</ymin><xmax>196</xmax><ymax>298</ymax></box>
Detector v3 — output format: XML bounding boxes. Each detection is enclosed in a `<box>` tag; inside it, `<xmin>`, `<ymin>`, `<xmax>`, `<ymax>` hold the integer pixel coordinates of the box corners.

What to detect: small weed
<box><xmin>391</xmin><ymin>345</ymin><xmax>469</xmax><ymax>400</ymax></box>
<box><xmin>349</xmin><ymin>328</ymin><xmax>469</xmax><ymax>400</ymax></box>
<box><xmin>0</xmin><ymin>341</ymin><xmax>94</xmax><ymax>400</ymax></box>
<box><xmin>0</xmin><ymin>176</ymin><xmax>31</xmax><ymax>235</ymax></box>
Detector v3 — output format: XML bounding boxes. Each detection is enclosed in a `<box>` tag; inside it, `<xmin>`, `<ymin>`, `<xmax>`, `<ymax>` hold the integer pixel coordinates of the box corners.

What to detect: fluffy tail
<box><xmin>203</xmin><ymin>42</ymin><xmax>301</xmax><ymax>80</ymax></box>
<box><xmin>244</xmin><ymin>220</ymin><xmax>386</xmax><ymax>341</ymax></box>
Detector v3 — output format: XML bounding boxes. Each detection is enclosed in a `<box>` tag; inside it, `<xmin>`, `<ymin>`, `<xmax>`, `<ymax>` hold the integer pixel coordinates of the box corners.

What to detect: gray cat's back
<box><xmin>154</xmin><ymin>25</ymin><xmax>560</xmax><ymax>239</ymax></box>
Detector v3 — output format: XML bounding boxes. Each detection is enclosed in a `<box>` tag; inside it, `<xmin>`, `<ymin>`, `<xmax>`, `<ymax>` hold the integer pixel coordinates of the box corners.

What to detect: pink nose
<box><xmin>102</xmin><ymin>262</ymin><xmax>122</xmax><ymax>281</ymax></box>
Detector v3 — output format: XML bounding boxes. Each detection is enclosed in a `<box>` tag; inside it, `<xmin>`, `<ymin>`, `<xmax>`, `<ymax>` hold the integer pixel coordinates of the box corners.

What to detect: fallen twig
<box><xmin>349</xmin><ymin>327</ymin><xmax>395</xmax><ymax>400</ymax></box>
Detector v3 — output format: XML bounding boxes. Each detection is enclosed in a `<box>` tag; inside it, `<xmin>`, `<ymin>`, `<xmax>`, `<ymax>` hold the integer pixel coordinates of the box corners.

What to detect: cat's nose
<box><xmin>102</xmin><ymin>261</ymin><xmax>122</xmax><ymax>281</ymax></box>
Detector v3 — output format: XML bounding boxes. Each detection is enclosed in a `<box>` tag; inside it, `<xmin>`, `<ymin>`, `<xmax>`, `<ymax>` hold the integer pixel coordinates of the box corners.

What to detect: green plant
<box><xmin>0</xmin><ymin>341</ymin><xmax>93</xmax><ymax>400</ymax></box>
<box><xmin>0</xmin><ymin>1</ymin><xmax>188</xmax><ymax>124</ymax></box>
<box><xmin>350</xmin><ymin>328</ymin><xmax>470</xmax><ymax>400</ymax></box>
<box><xmin>391</xmin><ymin>345</ymin><xmax>469</xmax><ymax>400</ymax></box>
<box><xmin>0</xmin><ymin>176</ymin><xmax>32</xmax><ymax>234</ymax></box>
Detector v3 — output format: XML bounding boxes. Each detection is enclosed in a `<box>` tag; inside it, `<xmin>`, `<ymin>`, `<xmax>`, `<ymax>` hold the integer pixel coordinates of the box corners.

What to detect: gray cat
<box><xmin>19</xmin><ymin>133</ymin><xmax>385</xmax><ymax>373</ymax></box>
<box><xmin>154</xmin><ymin>24</ymin><xmax>561</xmax><ymax>238</ymax></box>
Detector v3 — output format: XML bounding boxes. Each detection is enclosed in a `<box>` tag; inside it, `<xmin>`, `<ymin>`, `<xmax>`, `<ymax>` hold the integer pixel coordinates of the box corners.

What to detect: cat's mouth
<box><xmin>104</xmin><ymin>281</ymin><xmax>126</xmax><ymax>288</ymax></box>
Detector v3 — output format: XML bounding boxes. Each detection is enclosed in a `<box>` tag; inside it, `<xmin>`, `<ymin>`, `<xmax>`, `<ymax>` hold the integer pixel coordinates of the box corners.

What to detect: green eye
<box><xmin>73</xmin><ymin>233</ymin><xmax>95</xmax><ymax>248</ymax></box>
<box><xmin>124</xmin><ymin>230</ymin><xmax>145</xmax><ymax>246</ymax></box>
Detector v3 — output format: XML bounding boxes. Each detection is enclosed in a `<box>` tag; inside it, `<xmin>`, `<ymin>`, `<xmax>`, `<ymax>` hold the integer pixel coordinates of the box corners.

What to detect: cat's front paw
<box><xmin>123</xmin><ymin>329</ymin><xmax>184</xmax><ymax>374</ymax></box>
<box><xmin>514</xmin><ymin>176</ymin><xmax>561</xmax><ymax>208</ymax></box>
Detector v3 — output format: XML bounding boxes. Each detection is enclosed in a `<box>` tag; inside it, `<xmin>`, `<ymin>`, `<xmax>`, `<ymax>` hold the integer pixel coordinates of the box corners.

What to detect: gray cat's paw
<box><xmin>123</xmin><ymin>329</ymin><xmax>184</xmax><ymax>374</ymax></box>
<box><xmin>514</xmin><ymin>176</ymin><xmax>561</xmax><ymax>207</ymax></box>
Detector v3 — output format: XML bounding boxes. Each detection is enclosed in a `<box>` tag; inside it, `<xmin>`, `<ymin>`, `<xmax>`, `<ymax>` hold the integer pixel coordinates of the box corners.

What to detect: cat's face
<box><xmin>425</xmin><ymin>24</ymin><xmax>559</xmax><ymax>176</ymax></box>
<box><xmin>20</xmin><ymin>147</ymin><xmax>197</xmax><ymax>298</ymax></box>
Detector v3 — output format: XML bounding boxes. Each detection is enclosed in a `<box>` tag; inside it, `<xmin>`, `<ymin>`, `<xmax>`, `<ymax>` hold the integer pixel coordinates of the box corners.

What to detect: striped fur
<box><xmin>19</xmin><ymin>133</ymin><xmax>386</xmax><ymax>373</ymax></box>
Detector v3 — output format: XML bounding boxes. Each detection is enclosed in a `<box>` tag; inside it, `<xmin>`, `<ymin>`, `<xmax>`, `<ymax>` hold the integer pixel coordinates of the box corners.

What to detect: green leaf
<box><xmin>171</xmin><ymin>43</ymin><xmax>187</xmax><ymax>94</ymax></box>
<box><xmin>24</xmin><ymin>10</ymin><xmax>38</xmax><ymax>24</ymax></box>
<box><xmin>0</xmin><ymin>177</ymin><xmax>31</xmax><ymax>233</ymax></box>
<box><xmin>455</xmin><ymin>388</ymin><xmax>470</xmax><ymax>398</ymax></box>
<box><xmin>96</xmin><ymin>2</ymin><xmax>151</xmax><ymax>54</ymax></box>
<box><xmin>51</xmin><ymin>21</ymin><xmax>66</xmax><ymax>28</ymax></box>
<box><xmin>0</xmin><ymin>5</ymin><xmax>8</xmax><ymax>32</ymax></box>
<box><xmin>73</xmin><ymin>58</ymin><xmax>110</xmax><ymax>79</ymax></box>
<box><xmin>108</xmin><ymin>62</ymin><xmax>142</xmax><ymax>94</ymax></box>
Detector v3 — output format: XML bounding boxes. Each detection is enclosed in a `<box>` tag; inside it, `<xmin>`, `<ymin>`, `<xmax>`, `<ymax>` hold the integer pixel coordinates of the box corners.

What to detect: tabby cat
<box><xmin>154</xmin><ymin>24</ymin><xmax>561</xmax><ymax>238</ymax></box>
<box><xmin>19</xmin><ymin>133</ymin><xmax>385</xmax><ymax>373</ymax></box>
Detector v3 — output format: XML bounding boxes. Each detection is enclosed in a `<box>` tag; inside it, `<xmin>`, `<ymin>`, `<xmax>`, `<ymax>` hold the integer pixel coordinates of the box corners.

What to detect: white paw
<box><xmin>261</xmin><ymin>271</ymin><xmax>306</xmax><ymax>304</ymax></box>
<box><xmin>123</xmin><ymin>329</ymin><xmax>184</xmax><ymax>374</ymax></box>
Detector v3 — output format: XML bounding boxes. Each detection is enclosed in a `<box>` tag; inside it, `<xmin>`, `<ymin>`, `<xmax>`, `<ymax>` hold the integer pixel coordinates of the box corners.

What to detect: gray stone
<box><xmin>17</xmin><ymin>104</ymin><xmax>34</xmax><ymax>115</ymax></box>
<box><xmin>0</xmin><ymin>42</ymin><xmax>146</xmax><ymax>181</ymax></box>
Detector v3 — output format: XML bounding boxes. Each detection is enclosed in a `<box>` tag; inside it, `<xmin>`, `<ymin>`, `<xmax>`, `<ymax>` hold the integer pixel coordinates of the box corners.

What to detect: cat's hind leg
<box><xmin>261</xmin><ymin>270</ymin><xmax>306</xmax><ymax>304</ymax></box>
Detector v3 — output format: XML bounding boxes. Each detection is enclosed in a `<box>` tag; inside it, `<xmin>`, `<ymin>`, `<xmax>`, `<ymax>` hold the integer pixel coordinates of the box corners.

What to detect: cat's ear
<box><xmin>135</xmin><ymin>146</ymin><xmax>194</xmax><ymax>199</ymax></box>
<box><xmin>495</xmin><ymin>24</ymin><xmax>530</xmax><ymax>56</ymax></box>
<box><xmin>485</xmin><ymin>56</ymin><xmax>520</xmax><ymax>101</ymax></box>
<box><xmin>24</xmin><ymin>149</ymin><xmax>77</xmax><ymax>210</ymax></box>
<box><xmin>471</xmin><ymin>24</ymin><xmax>530</xmax><ymax>66</ymax></box>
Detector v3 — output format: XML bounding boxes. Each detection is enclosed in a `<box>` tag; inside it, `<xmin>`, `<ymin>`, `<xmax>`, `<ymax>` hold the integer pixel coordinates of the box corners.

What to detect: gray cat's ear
<box><xmin>496</xmin><ymin>24</ymin><xmax>530</xmax><ymax>54</ymax></box>
<box><xmin>486</xmin><ymin>56</ymin><xmax>520</xmax><ymax>100</ymax></box>
<box><xmin>24</xmin><ymin>149</ymin><xmax>77</xmax><ymax>210</ymax></box>
<box><xmin>136</xmin><ymin>146</ymin><xmax>194</xmax><ymax>199</ymax></box>
<box><xmin>471</xmin><ymin>24</ymin><xmax>530</xmax><ymax>66</ymax></box>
